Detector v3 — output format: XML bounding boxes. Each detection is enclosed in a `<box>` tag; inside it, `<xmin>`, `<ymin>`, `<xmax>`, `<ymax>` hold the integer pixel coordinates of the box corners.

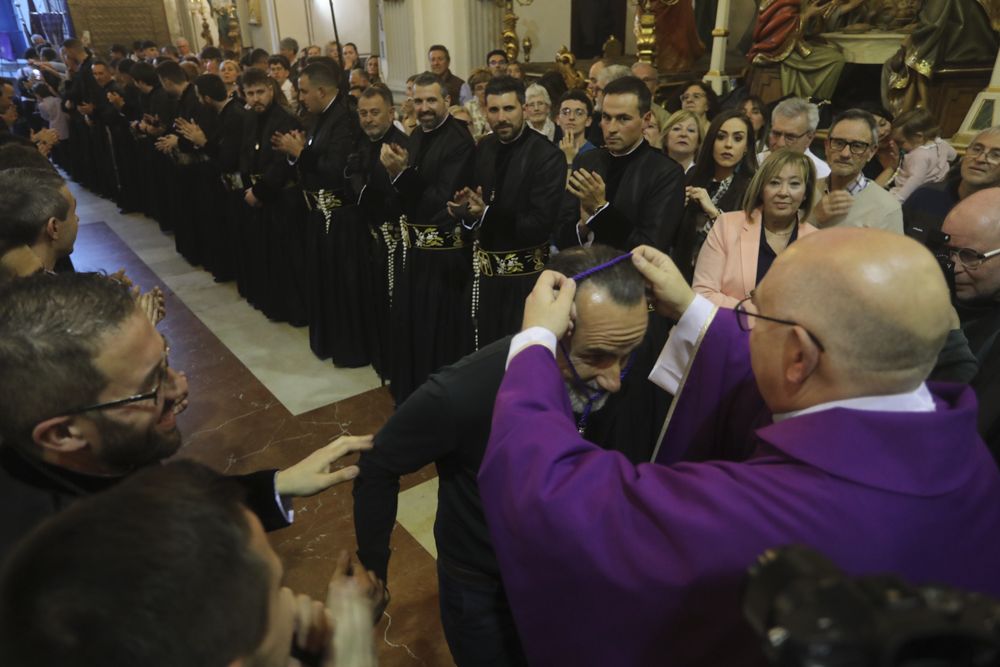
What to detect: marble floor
<box><xmin>67</xmin><ymin>182</ymin><xmax>452</xmax><ymax>666</ymax></box>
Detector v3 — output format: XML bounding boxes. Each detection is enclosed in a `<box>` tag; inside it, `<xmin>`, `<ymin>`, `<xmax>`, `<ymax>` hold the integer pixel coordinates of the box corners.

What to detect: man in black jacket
<box><xmin>447</xmin><ymin>76</ymin><xmax>565</xmax><ymax>349</ymax></box>
<box><xmin>555</xmin><ymin>76</ymin><xmax>685</xmax><ymax>253</ymax></box>
<box><xmin>353</xmin><ymin>245</ymin><xmax>651</xmax><ymax>667</ymax></box>
<box><xmin>0</xmin><ymin>272</ymin><xmax>371</xmax><ymax>560</ymax></box>
<box><xmin>380</xmin><ymin>71</ymin><xmax>476</xmax><ymax>403</ymax></box>
<box><xmin>353</xmin><ymin>85</ymin><xmax>408</xmax><ymax>381</ymax></box>
<box><xmin>238</xmin><ymin>67</ymin><xmax>304</xmax><ymax>323</ymax></box>
<box><xmin>130</xmin><ymin>61</ymin><xmax>176</xmax><ymax>224</ymax></box>
<box><xmin>273</xmin><ymin>59</ymin><xmax>367</xmax><ymax>366</ymax></box>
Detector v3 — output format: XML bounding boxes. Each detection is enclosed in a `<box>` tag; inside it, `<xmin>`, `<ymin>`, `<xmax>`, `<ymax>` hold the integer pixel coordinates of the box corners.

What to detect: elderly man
<box><xmin>904</xmin><ymin>126</ymin><xmax>1000</xmax><ymax>242</ymax></box>
<box><xmin>941</xmin><ymin>187</ymin><xmax>1000</xmax><ymax>460</ymax></box>
<box><xmin>809</xmin><ymin>109</ymin><xmax>903</xmax><ymax>232</ymax></box>
<box><xmin>0</xmin><ymin>273</ymin><xmax>371</xmax><ymax>558</ymax></box>
<box><xmin>478</xmin><ymin>230</ymin><xmax>1000</xmax><ymax>666</ymax></box>
<box><xmin>354</xmin><ymin>245</ymin><xmax>651</xmax><ymax>667</ymax></box>
<box><xmin>757</xmin><ymin>97</ymin><xmax>830</xmax><ymax>178</ymax></box>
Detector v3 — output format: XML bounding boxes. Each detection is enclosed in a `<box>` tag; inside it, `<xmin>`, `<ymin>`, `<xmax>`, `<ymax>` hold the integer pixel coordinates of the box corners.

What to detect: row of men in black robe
<box><xmin>59</xmin><ymin>42</ymin><xmax>686</xmax><ymax>405</ymax></box>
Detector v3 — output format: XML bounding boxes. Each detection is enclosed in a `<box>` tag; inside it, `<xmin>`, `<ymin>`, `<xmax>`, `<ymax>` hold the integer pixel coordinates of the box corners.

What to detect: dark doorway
<box><xmin>571</xmin><ymin>0</ymin><xmax>627</xmax><ymax>60</ymax></box>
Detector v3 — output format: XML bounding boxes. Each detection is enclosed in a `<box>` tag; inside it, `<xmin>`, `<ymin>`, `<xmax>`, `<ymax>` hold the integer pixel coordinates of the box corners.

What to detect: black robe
<box><xmin>168</xmin><ymin>84</ymin><xmax>216</xmax><ymax>267</ymax></box>
<box><xmin>389</xmin><ymin>115</ymin><xmax>475</xmax><ymax>404</ymax></box>
<box><xmin>354</xmin><ymin>123</ymin><xmax>409</xmax><ymax>380</ymax></box>
<box><xmin>136</xmin><ymin>85</ymin><xmax>177</xmax><ymax>228</ymax></box>
<box><xmin>468</xmin><ymin>127</ymin><xmax>565</xmax><ymax>348</ymax></box>
<box><xmin>239</xmin><ymin>102</ymin><xmax>304</xmax><ymax>323</ymax></box>
<box><xmin>296</xmin><ymin>94</ymin><xmax>367</xmax><ymax>366</ymax></box>
<box><xmin>200</xmin><ymin>97</ymin><xmax>247</xmax><ymax>282</ymax></box>
<box><xmin>960</xmin><ymin>304</ymin><xmax>1000</xmax><ymax>464</ymax></box>
<box><xmin>554</xmin><ymin>139</ymin><xmax>685</xmax><ymax>252</ymax></box>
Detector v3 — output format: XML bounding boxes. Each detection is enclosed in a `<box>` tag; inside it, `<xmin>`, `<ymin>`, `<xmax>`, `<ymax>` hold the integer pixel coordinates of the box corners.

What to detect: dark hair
<box><xmin>0</xmin><ymin>460</ymin><xmax>272</xmax><ymax>667</ymax></box>
<box><xmin>892</xmin><ymin>107</ymin><xmax>939</xmax><ymax>141</ymax></box>
<box><xmin>687</xmin><ymin>110</ymin><xmax>757</xmax><ymax>186</ymax></box>
<box><xmin>830</xmin><ymin>108</ymin><xmax>879</xmax><ymax>147</ymax></box>
<box><xmin>39</xmin><ymin>47</ymin><xmax>57</xmax><ymax>61</ymax></box>
<box><xmin>428</xmin><ymin>44</ymin><xmax>450</xmax><ymax>60</ymax></box>
<box><xmin>62</xmin><ymin>38</ymin><xmax>83</xmax><ymax>51</ymax></box>
<box><xmin>412</xmin><ymin>71</ymin><xmax>444</xmax><ymax>95</ymax></box>
<box><xmin>680</xmin><ymin>80</ymin><xmax>719</xmax><ymax>119</ymax></box>
<box><xmin>267</xmin><ymin>54</ymin><xmax>290</xmax><ymax>70</ymax></box>
<box><xmin>545</xmin><ymin>244</ymin><xmax>645</xmax><ymax>307</ymax></box>
<box><xmin>279</xmin><ymin>37</ymin><xmax>299</xmax><ymax>54</ymax></box>
<box><xmin>0</xmin><ymin>273</ymin><xmax>137</xmax><ymax>445</ymax></box>
<box><xmin>200</xmin><ymin>46</ymin><xmax>222</xmax><ymax>62</ymax></box>
<box><xmin>241</xmin><ymin>67</ymin><xmax>271</xmax><ymax>90</ymax></box>
<box><xmin>131</xmin><ymin>62</ymin><xmax>158</xmax><ymax>87</ymax></box>
<box><xmin>160</xmin><ymin>45</ymin><xmax>180</xmax><ymax>59</ymax></box>
<box><xmin>194</xmin><ymin>73</ymin><xmax>227</xmax><ymax>102</ymax></box>
<box><xmin>558</xmin><ymin>88</ymin><xmax>594</xmax><ymax>117</ymax></box>
<box><xmin>140</xmin><ymin>40</ymin><xmax>157</xmax><ymax>50</ymax></box>
<box><xmin>250</xmin><ymin>48</ymin><xmax>269</xmax><ymax>66</ymax></box>
<box><xmin>0</xmin><ymin>169</ymin><xmax>68</xmax><ymax>248</ymax></box>
<box><xmin>301</xmin><ymin>60</ymin><xmax>342</xmax><ymax>89</ymax></box>
<box><xmin>155</xmin><ymin>60</ymin><xmax>186</xmax><ymax>85</ymax></box>
<box><xmin>23</xmin><ymin>47</ymin><xmax>37</xmax><ymax>60</ymax></box>
<box><xmin>484</xmin><ymin>75</ymin><xmax>525</xmax><ymax>105</ymax></box>
<box><xmin>90</xmin><ymin>59</ymin><xmax>110</xmax><ymax>72</ymax></box>
<box><xmin>344</xmin><ymin>42</ymin><xmax>358</xmax><ymax>52</ymax></box>
<box><xmin>109</xmin><ymin>44</ymin><xmax>127</xmax><ymax>56</ymax></box>
<box><xmin>360</xmin><ymin>84</ymin><xmax>394</xmax><ymax>107</ymax></box>
<box><xmin>0</xmin><ymin>144</ymin><xmax>58</xmax><ymax>173</ymax></box>
<box><xmin>602</xmin><ymin>76</ymin><xmax>652</xmax><ymax>116</ymax></box>
<box><xmin>116</xmin><ymin>58</ymin><xmax>134</xmax><ymax>76</ymax></box>
<box><xmin>486</xmin><ymin>48</ymin><xmax>508</xmax><ymax>64</ymax></box>
<box><xmin>30</xmin><ymin>82</ymin><xmax>54</xmax><ymax>100</ymax></box>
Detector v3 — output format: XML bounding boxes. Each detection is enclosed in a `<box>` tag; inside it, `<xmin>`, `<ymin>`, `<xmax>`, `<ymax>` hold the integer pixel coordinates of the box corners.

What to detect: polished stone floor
<box><xmin>68</xmin><ymin>182</ymin><xmax>452</xmax><ymax>666</ymax></box>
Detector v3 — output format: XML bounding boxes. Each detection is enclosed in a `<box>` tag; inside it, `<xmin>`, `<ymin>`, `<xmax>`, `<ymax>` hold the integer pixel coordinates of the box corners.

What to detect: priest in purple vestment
<box><xmin>478</xmin><ymin>229</ymin><xmax>1000</xmax><ymax>667</ymax></box>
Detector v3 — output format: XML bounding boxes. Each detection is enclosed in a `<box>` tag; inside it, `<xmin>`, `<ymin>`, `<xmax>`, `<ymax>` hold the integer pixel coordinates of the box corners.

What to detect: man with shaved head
<box><xmin>476</xmin><ymin>230</ymin><xmax>1000</xmax><ymax>665</ymax></box>
<box><xmin>942</xmin><ymin>187</ymin><xmax>1000</xmax><ymax>457</ymax></box>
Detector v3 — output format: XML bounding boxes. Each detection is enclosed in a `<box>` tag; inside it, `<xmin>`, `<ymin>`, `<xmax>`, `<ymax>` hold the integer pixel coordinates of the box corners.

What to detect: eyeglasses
<box><xmin>560</xmin><ymin>107</ymin><xmax>588</xmax><ymax>118</ymax></box>
<box><xmin>734</xmin><ymin>298</ymin><xmax>825</xmax><ymax>351</ymax></box>
<box><xmin>61</xmin><ymin>347</ymin><xmax>171</xmax><ymax>417</ymax></box>
<box><xmin>829</xmin><ymin>137</ymin><xmax>871</xmax><ymax>155</ymax></box>
<box><xmin>681</xmin><ymin>92</ymin><xmax>705</xmax><ymax>102</ymax></box>
<box><xmin>939</xmin><ymin>245</ymin><xmax>1000</xmax><ymax>270</ymax></box>
<box><xmin>769</xmin><ymin>129</ymin><xmax>810</xmax><ymax>143</ymax></box>
<box><xmin>965</xmin><ymin>143</ymin><xmax>1000</xmax><ymax>165</ymax></box>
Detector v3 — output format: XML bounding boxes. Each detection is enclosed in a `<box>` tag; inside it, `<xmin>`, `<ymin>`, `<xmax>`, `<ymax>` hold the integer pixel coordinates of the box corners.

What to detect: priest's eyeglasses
<box><xmin>940</xmin><ymin>245</ymin><xmax>1000</xmax><ymax>270</ymax></box>
<box><xmin>734</xmin><ymin>299</ymin><xmax>825</xmax><ymax>351</ymax></box>
<box><xmin>61</xmin><ymin>347</ymin><xmax>171</xmax><ymax>416</ymax></box>
<box><xmin>828</xmin><ymin>137</ymin><xmax>871</xmax><ymax>155</ymax></box>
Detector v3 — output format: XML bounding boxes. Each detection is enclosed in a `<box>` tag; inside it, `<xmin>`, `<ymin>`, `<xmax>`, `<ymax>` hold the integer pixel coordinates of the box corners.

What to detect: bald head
<box><xmin>752</xmin><ymin>228</ymin><xmax>951</xmax><ymax>409</ymax></box>
<box><xmin>942</xmin><ymin>187</ymin><xmax>1000</xmax><ymax>302</ymax></box>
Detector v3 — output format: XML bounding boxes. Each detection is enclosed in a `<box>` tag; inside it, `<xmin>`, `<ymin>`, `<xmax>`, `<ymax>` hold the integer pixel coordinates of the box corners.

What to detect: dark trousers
<box><xmin>437</xmin><ymin>562</ymin><xmax>528</xmax><ymax>667</ymax></box>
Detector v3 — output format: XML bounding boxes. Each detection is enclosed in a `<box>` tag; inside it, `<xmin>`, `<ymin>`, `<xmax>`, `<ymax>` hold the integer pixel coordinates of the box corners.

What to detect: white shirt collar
<box><xmin>772</xmin><ymin>383</ymin><xmax>935</xmax><ymax>423</ymax></box>
<box><xmin>321</xmin><ymin>93</ymin><xmax>337</xmax><ymax>114</ymax></box>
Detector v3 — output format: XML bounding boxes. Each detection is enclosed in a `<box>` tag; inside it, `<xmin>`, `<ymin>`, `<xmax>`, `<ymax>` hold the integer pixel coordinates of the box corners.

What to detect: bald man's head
<box><xmin>941</xmin><ymin>187</ymin><xmax>1000</xmax><ymax>303</ymax></box>
<box><xmin>749</xmin><ymin>228</ymin><xmax>951</xmax><ymax>412</ymax></box>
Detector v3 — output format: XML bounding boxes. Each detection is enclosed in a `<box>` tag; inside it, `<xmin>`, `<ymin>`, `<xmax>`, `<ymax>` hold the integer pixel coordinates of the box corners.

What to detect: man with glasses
<box><xmin>809</xmin><ymin>109</ymin><xmax>902</xmax><ymax>232</ymax></box>
<box><xmin>904</xmin><ymin>127</ymin><xmax>1000</xmax><ymax>243</ymax></box>
<box><xmin>757</xmin><ymin>97</ymin><xmax>830</xmax><ymax>179</ymax></box>
<box><xmin>941</xmin><ymin>187</ymin><xmax>1000</xmax><ymax>460</ymax></box>
<box><xmin>477</xmin><ymin>230</ymin><xmax>1000</xmax><ymax>666</ymax></box>
<box><xmin>556</xmin><ymin>89</ymin><xmax>597</xmax><ymax>167</ymax></box>
<box><xmin>353</xmin><ymin>245</ymin><xmax>650</xmax><ymax>667</ymax></box>
<box><xmin>0</xmin><ymin>272</ymin><xmax>372</xmax><ymax>557</ymax></box>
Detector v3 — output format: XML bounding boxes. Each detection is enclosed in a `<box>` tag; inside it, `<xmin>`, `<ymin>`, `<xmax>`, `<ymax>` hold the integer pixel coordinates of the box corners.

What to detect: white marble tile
<box><xmin>67</xmin><ymin>182</ymin><xmax>382</xmax><ymax>416</ymax></box>
<box><xmin>396</xmin><ymin>478</ymin><xmax>439</xmax><ymax>560</ymax></box>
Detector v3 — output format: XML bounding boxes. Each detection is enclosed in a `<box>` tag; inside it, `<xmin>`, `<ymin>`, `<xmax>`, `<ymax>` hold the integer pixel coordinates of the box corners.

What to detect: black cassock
<box><xmin>389</xmin><ymin>116</ymin><xmax>475</xmax><ymax>404</ymax></box>
<box><xmin>467</xmin><ymin>127</ymin><xmax>565</xmax><ymax>349</ymax></box>
<box><xmin>353</xmin><ymin>123</ymin><xmax>409</xmax><ymax>381</ymax></box>
<box><xmin>297</xmin><ymin>94</ymin><xmax>368</xmax><ymax>367</ymax></box>
<box><xmin>239</xmin><ymin>102</ymin><xmax>305</xmax><ymax>324</ymax></box>
<box><xmin>201</xmin><ymin>97</ymin><xmax>247</xmax><ymax>282</ymax></box>
<box><xmin>63</xmin><ymin>56</ymin><xmax>102</xmax><ymax>191</ymax></box>
<box><xmin>136</xmin><ymin>84</ymin><xmax>177</xmax><ymax>227</ymax></box>
<box><xmin>555</xmin><ymin>139</ymin><xmax>686</xmax><ymax>464</ymax></box>
<box><xmin>169</xmin><ymin>84</ymin><xmax>216</xmax><ymax>267</ymax></box>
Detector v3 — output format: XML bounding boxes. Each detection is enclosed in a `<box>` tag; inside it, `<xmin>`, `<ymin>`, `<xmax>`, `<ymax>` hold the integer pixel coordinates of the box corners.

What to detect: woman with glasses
<box><xmin>662</xmin><ymin>109</ymin><xmax>703</xmax><ymax>174</ymax></box>
<box><xmin>673</xmin><ymin>110</ymin><xmax>758</xmax><ymax>282</ymax></box>
<box><xmin>678</xmin><ymin>80</ymin><xmax>719</xmax><ymax>132</ymax></box>
<box><xmin>524</xmin><ymin>83</ymin><xmax>555</xmax><ymax>141</ymax></box>
<box><xmin>693</xmin><ymin>149</ymin><xmax>818</xmax><ymax>306</ymax></box>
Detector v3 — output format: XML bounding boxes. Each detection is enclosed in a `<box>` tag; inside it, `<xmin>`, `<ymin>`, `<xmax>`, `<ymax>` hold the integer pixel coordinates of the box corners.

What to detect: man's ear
<box><xmin>43</xmin><ymin>216</ymin><xmax>60</xmax><ymax>242</ymax></box>
<box><xmin>784</xmin><ymin>326</ymin><xmax>821</xmax><ymax>386</ymax></box>
<box><xmin>32</xmin><ymin>416</ymin><xmax>91</xmax><ymax>454</ymax></box>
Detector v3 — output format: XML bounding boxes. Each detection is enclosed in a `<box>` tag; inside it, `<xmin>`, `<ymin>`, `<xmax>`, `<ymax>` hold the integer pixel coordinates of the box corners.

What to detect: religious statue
<box><xmin>635</xmin><ymin>0</ymin><xmax>705</xmax><ymax>73</ymax></box>
<box><xmin>555</xmin><ymin>46</ymin><xmax>587</xmax><ymax>91</ymax></box>
<box><xmin>209</xmin><ymin>1</ymin><xmax>243</xmax><ymax>53</ymax></box>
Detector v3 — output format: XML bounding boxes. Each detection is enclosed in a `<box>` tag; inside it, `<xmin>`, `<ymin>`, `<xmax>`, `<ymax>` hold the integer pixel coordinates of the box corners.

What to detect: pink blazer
<box><xmin>692</xmin><ymin>208</ymin><xmax>818</xmax><ymax>307</ymax></box>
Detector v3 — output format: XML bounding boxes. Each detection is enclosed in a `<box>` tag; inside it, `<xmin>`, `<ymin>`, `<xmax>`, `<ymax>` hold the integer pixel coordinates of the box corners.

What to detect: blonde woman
<box><xmin>693</xmin><ymin>149</ymin><xmax>818</xmax><ymax>307</ymax></box>
<box><xmin>219</xmin><ymin>59</ymin><xmax>241</xmax><ymax>99</ymax></box>
<box><xmin>662</xmin><ymin>109</ymin><xmax>703</xmax><ymax>173</ymax></box>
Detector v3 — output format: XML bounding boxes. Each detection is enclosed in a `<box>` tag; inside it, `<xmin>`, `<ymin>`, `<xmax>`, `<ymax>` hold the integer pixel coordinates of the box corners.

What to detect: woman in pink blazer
<box><xmin>693</xmin><ymin>149</ymin><xmax>819</xmax><ymax>307</ymax></box>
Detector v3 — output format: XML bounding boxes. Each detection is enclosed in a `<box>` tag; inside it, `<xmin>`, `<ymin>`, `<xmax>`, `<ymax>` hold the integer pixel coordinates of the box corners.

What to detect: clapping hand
<box><xmin>379</xmin><ymin>142</ymin><xmax>409</xmax><ymax>179</ymax></box>
<box><xmin>154</xmin><ymin>133</ymin><xmax>179</xmax><ymax>153</ymax></box>
<box><xmin>271</xmin><ymin>129</ymin><xmax>306</xmax><ymax>158</ymax></box>
<box><xmin>446</xmin><ymin>186</ymin><xmax>485</xmax><ymax>220</ymax></box>
<box><xmin>174</xmin><ymin>118</ymin><xmax>207</xmax><ymax>147</ymax></box>
<box><xmin>567</xmin><ymin>169</ymin><xmax>607</xmax><ymax>217</ymax></box>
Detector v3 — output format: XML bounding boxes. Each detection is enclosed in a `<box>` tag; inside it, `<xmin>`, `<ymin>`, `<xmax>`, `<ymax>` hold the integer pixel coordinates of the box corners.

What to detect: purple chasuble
<box><xmin>478</xmin><ymin>318</ymin><xmax>1000</xmax><ymax>667</ymax></box>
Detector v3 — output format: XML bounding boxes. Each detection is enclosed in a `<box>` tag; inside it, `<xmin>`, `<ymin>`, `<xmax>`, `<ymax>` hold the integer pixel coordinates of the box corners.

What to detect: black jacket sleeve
<box><xmin>231</xmin><ymin>469</ymin><xmax>293</xmax><ymax>532</ymax></box>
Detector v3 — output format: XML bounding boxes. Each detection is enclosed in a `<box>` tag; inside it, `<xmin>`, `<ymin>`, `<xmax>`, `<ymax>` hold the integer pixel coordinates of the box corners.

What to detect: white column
<box><xmin>381</xmin><ymin>0</ymin><xmax>418</xmax><ymax>92</ymax></box>
<box><xmin>703</xmin><ymin>0</ymin><xmax>732</xmax><ymax>95</ymax></box>
<box><xmin>467</xmin><ymin>0</ymin><xmax>503</xmax><ymax>71</ymax></box>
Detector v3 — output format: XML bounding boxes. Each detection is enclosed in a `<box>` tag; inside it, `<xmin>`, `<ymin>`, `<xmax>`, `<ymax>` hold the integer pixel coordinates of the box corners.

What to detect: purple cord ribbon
<box><xmin>569</xmin><ymin>251</ymin><xmax>633</xmax><ymax>283</ymax></box>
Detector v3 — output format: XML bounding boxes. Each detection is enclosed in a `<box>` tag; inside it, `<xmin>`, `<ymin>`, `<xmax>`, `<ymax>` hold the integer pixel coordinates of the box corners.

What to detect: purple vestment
<box><xmin>478</xmin><ymin>314</ymin><xmax>1000</xmax><ymax>666</ymax></box>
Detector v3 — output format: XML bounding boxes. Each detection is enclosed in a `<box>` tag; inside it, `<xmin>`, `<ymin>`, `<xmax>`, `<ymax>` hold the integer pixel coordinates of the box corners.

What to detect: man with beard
<box><xmin>353</xmin><ymin>245</ymin><xmax>650</xmax><ymax>667</ymax></box>
<box><xmin>238</xmin><ymin>67</ymin><xmax>305</xmax><ymax>324</ymax></box>
<box><xmin>352</xmin><ymin>85</ymin><xmax>408</xmax><ymax>381</ymax></box>
<box><xmin>174</xmin><ymin>74</ymin><xmax>247</xmax><ymax>282</ymax></box>
<box><xmin>272</xmin><ymin>60</ymin><xmax>366</xmax><ymax>366</ymax></box>
<box><xmin>380</xmin><ymin>71</ymin><xmax>475</xmax><ymax>403</ymax></box>
<box><xmin>446</xmin><ymin>76</ymin><xmax>565</xmax><ymax>348</ymax></box>
<box><xmin>153</xmin><ymin>60</ymin><xmax>215</xmax><ymax>266</ymax></box>
<box><xmin>0</xmin><ymin>272</ymin><xmax>372</xmax><ymax>558</ymax></box>
<box><xmin>80</xmin><ymin>61</ymin><xmax>123</xmax><ymax>199</ymax></box>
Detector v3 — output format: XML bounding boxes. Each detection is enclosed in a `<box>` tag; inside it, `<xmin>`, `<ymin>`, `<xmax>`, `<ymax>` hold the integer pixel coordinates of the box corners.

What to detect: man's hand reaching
<box><xmin>275</xmin><ymin>435</ymin><xmax>374</xmax><ymax>497</ymax></box>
